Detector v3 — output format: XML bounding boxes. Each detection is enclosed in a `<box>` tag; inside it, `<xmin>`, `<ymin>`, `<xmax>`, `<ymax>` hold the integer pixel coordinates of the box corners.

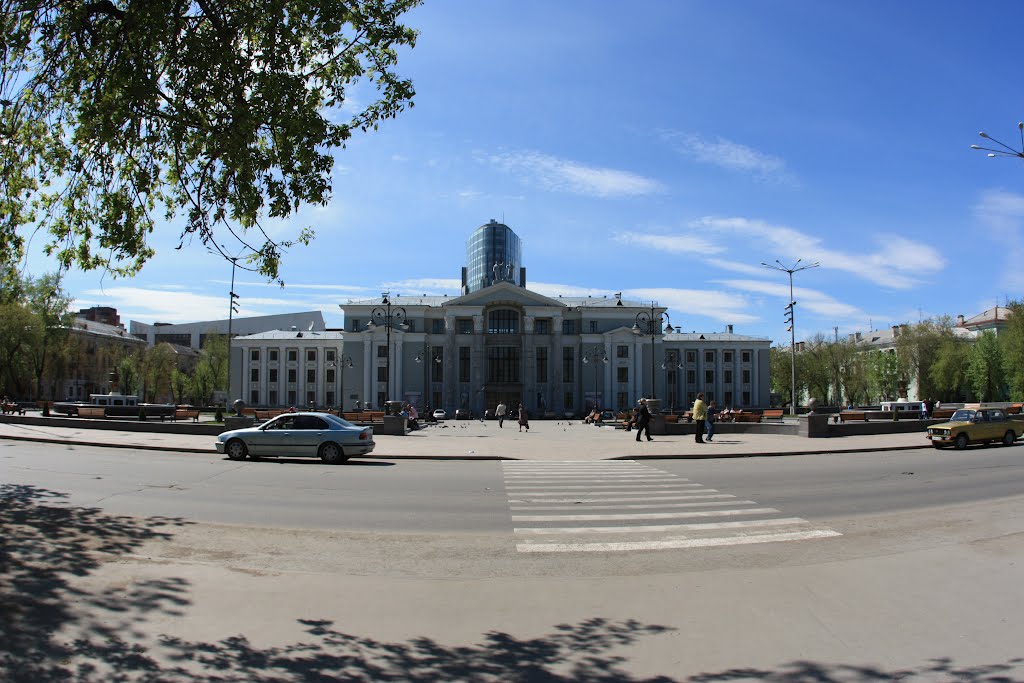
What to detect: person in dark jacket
<box><xmin>517</xmin><ymin>404</ymin><xmax>530</xmax><ymax>432</ymax></box>
<box><xmin>634</xmin><ymin>398</ymin><xmax>652</xmax><ymax>442</ymax></box>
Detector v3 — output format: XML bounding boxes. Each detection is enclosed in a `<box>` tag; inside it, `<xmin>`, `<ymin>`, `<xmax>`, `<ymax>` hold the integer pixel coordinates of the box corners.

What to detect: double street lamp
<box><xmin>661</xmin><ymin>351</ymin><xmax>681</xmax><ymax>413</ymax></box>
<box><xmin>761</xmin><ymin>259</ymin><xmax>819</xmax><ymax>416</ymax></box>
<box><xmin>415</xmin><ymin>347</ymin><xmax>443</xmax><ymax>412</ymax></box>
<box><xmin>328</xmin><ymin>355</ymin><xmax>354</xmax><ymax>411</ymax></box>
<box><xmin>367</xmin><ymin>293</ymin><xmax>408</xmax><ymax>407</ymax></box>
<box><xmin>581</xmin><ymin>346</ymin><xmax>609</xmax><ymax>412</ymax></box>
<box><xmin>632</xmin><ymin>303</ymin><xmax>674</xmax><ymax>402</ymax></box>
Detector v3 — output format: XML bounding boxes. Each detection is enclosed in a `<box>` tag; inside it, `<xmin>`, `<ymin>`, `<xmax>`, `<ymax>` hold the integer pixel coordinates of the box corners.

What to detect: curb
<box><xmin>0</xmin><ymin>433</ymin><xmax>930</xmax><ymax>460</ymax></box>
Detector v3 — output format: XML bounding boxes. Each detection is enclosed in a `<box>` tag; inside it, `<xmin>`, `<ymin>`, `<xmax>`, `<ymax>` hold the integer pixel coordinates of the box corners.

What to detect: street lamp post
<box><xmin>632</xmin><ymin>302</ymin><xmax>673</xmax><ymax>403</ymax></box>
<box><xmin>415</xmin><ymin>347</ymin><xmax>442</xmax><ymax>412</ymax></box>
<box><xmin>761</xmin><ymin>259</ymin><xmax>820</xmax><ymax>416</ymax></box>
<box><xmin>225</xmin><ymin>256</ymin><xmax>239</xmax><ymax>406</ymax></box>
<box><xmin>581</xmin><ymin>346</ymin><xmax>609</xmax><ymax>412</ymax></box>
<box><xmin>329</xmin><ymin>356</ymin><xmax>353</xmax><ymax>411</ymax></box>
<box><xmin>661</xmin><ymin>351</ymin><xmax>681</xmax><ymax>413</ymax></box>
<box><xmin>367</xmin><ymin>293</ymin><xmax>408</xmax><ymax>409</ymax></box>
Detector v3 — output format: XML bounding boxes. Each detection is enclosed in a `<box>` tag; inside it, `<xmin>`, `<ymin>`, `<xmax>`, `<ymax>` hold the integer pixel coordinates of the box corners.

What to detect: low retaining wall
<box><xmin>0</xmin><ymin>413</ymin><xmax>226</xmax><ymax>436</ymax></box>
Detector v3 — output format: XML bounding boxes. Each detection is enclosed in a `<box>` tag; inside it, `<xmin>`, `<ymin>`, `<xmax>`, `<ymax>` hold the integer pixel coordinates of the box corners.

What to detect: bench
<box><xmin>254</xmin><ymin>409</ymin><xmax>288</xmax><ymax>421</ymax></box>
<box><xmin>761</xmin><ymin>409</ymin><xmax>784</xmax><ymax>422</ymax></box>
<box><xmin>931</xmin><ymin>408</ymin><xmax>956</xmax><ymax>420</ymax></box>
<box><xmin>1007</xmin><ymin>404</ymin><xmax>1023</xmax><ymax>415</ymax></box>
<box><xmin>733</xmin><ymin>411</ymin><xmax>761</xmax><ymax>423</ymax></box>
<box><xmin>1</xmin><ymin>402</ymin><xmax>25</xmax><ymax>415</ymax></box>
<box><xmin>174</xmin><ymin>408</ymin><xmax>200</xmax><ymax>423</ymax></box>
<box><xmin>663</xmin><ymin>414</ymin><xmax>679</xmax><ymax>423</ymax></box>
<box><xmin>342</xmin><ymin>411</ymin><xmax>386</xmax><ymax>423</ymax></box>
<box><xmin>839</xmin><ymin>411</ymin><xmax>867</xmax><ymax>422</ymax></box>
<box><xmin>78</xmin><ymin>406</ymin><xmax>106</xmax><ymax>418</ymax></box>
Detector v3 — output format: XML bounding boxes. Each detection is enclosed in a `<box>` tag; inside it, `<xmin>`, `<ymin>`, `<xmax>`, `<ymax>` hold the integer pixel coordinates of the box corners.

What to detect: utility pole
<box><xmin>762</xmin><ymin>259</ymin><xmax>820</xmax><ymax>416</ymax></box>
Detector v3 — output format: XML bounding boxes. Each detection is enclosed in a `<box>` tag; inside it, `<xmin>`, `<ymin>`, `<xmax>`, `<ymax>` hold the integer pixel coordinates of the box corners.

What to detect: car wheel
<box><xmin>954</xmin><ymin>433</ymin><xmax>968</xmax><ymax>450</ymax></box>
<box><xmin>319</xmin><ymin>442</ymin><xmax>348</xmax><ymax>464</ymax></box>
<box><xmin>225</xmin><ymin>439</ymin><xmax>248</xmax><ymax>461</ymax></box>
<box><xmin>1003</xmin><ymin>430</ymin><xmax>1017</xmax><ymax>446</ymax></box>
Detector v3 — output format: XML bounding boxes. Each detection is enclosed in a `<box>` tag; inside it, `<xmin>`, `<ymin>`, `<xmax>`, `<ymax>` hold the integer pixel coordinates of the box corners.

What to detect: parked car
<box><xmin>215</xmin><ymin>412</ymin><xmax>374</xmax><ymax>464</ymax></box>
<box><xmin>926</xmin><ymin>408</ymin><xmax>1021</xmax><ymax>450</ymax></box>
<box><xmin>455</xmin><ymin>408</ymin><xmax>473</xmax><ymax>420</ymax></box>
<box><xmin>432</xmin><ymin>408</ymin><xmax>447</xmax><ymax>421</ymax></box>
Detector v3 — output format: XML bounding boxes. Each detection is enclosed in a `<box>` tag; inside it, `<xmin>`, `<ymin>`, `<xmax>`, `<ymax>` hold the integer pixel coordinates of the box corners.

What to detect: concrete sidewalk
<box><xmin>0</xmin><ymin>417</ymin><xmax>931</xmax><ymax>460</ymax></box>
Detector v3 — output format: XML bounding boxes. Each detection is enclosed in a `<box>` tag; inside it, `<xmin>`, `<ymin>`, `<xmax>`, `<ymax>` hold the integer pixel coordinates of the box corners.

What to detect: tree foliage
<box><xmin>0</xmin><ymin>0</ymin><xmax>420</xmax><ymax>279</ymax></box>
<box><xmin>1001</xmin><ymin>301</ymin><xmax>1024</xmax><ymax>399</ymax></box>
<box><xmin>967</xmin><ymin>331</ymin><xmax>1006</xmax><ymax>402</ymax></box>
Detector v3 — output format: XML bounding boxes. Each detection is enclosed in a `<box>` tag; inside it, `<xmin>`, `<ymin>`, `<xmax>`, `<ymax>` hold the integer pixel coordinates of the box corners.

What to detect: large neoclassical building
<box><xmin>231</xmin><ymin>220</ymin><xmax>771</xmax><ymax>416</ymax></box>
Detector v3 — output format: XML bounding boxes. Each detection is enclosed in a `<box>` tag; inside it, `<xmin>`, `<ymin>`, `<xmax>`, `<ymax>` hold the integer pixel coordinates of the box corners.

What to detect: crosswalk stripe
<box><xmin>510</xmin><ymin>499</ymin><xmax>754</xmax><ymax>512</ymax></box>
<box><xmin>505</xmin><ymin>483</ymin><xmax>701</xmax><ymax>490</ymax></box>
<box><xmin>511</xmin><ymin>507</ymin><xmax>779</xmax><ymax>522</ymax></box>
<box><xmin>516</xmin><ymin>529</ymin><xmax>843</xmax><ymax>553</ymax></box>
<box><xmin>508</xmin><ymin>493</ymin><xmax>727</xmax><ymax>504</ymax></box>
<box><xmin>514</xmin><ymin>517</ymin><xmax>811</xmax><ymax>535</ymax></box>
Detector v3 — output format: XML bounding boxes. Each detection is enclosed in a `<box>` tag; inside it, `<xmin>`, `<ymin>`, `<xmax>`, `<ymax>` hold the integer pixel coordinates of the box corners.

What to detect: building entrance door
<box><xmin>486</xmin><ymin>389</ymin><xmax>523</xmax><ymax>416</ymax></box>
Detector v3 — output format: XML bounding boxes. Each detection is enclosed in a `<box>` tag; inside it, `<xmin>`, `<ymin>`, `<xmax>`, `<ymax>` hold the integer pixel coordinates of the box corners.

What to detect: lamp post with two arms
<box><xmin>581</xmin><ymin>346</ymin><xmax>609</xmax><ymax>413</ymax></box>
<box><xmin>661</xmin><ymin>351</ymin><xmax>681</xmax><ymax>414</ymax></box>
<box><xmin>761</xmin><ymin>259</ymin><xmax>819</xmax><ymax>416</ymax></box>
<box><xmin>632</xmin><ymin>303</ymin><xmax>674</xmax><ymax>404</ymax></box>
<box><xmin>366</xmin><ymin>293</ymin><xmax>408</xmax><ymax>409</ymax></box>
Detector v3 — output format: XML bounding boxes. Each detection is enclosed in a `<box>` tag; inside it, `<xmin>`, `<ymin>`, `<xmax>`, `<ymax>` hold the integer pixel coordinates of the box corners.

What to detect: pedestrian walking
<box><xmin>496</xmin><ymin>401</ymin><xmax>507</xmax><ymax>428</ymax></box>
<box><xmin>692</xmin><ymin>392</ymin><xmax>707</xmax><ymax>443</ymax></box>
<box><xmin>517</xmin><ymin>404</ymin><xmax>530</xmax><ymax>432</ymax></box>
<box><xmin>705</xmin><ymin>399</ymin><xmax>716</xmax><ymax>442</ymax></box>
<box><xmin>634</xmin><ymin>398</ymin><xmax>652</xmax><ymax>442</ymax></box>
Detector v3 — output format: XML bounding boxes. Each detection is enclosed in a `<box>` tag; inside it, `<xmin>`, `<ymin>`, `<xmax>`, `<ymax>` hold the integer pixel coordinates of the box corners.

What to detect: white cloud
<box><xmin>485</xmin><ymin>150</ymin><xmax>664</xmax><ymax>198</ymax></box>
<box><xmin>693</xmin><ymin>216</ymin><xmax>945</xmax><ymax>290</ymax></box>
<box><xmin>663</xmin><ymin>132</ymin><xmax>798</xmax><ymax>186</ymax></box>
<box><xmin>974</xmin><ymin>189</ymin><xmax>1024</xmax><ymax>291</ymax></box>
<box><xmin>613</xmin><ymin>231</ymin><xmax>726</xmax><ymax>255</ymax></box>
<box><xmin>716</xmin><ymin>278</ymin><xmax>865</xmax><ymax>320</ymax></box>
<box><xmin>383</xmin><ymin>278</ymin><xmax>462</xmax><ymax>294</ymax></box>
<box><xmin>625</xmin><ymin>287</ymin><xmax>759</xmax><ymax>325</ymax></box>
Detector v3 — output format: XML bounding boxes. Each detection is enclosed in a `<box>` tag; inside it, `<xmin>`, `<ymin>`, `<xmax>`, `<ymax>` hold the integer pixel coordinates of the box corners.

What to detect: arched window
<box><xmin>488</xmin><ymin>310</ymin><xmax>520</xmax><ymax>334</ymax></box>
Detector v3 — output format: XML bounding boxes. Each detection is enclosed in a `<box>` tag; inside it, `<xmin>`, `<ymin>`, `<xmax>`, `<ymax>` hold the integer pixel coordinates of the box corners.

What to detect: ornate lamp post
<box><xmin>761</xmin><ymin>259</ymin><xmax>819</xmax><ymax>416</ymax></box>
<box><xmin>367</xmin><ymin>293</ymin><xmax>408</xmax><ymax>408</ymax></box>
<box><xmin>415</xmin><ymin>347</ymin><xmax>442</xmax><ymax>412</ymax></box>
<box><xmin>632</xmin><ymin>302</ymin><xmax>673</xmax><ymax>402</ymax></box>
<box><xmin>661</xmin><ymin>351</ymin><xmax>681</xmax><ymax>413</ymax></box>
<box><xmin>328</xmin><ymin>355</ymin><xmax>353</xmax><ymax>411</ymax></box>
<box><xmin>581</xmin><ymin>346</ymin><xmax>609</xmax><ymax>412</ymax></box>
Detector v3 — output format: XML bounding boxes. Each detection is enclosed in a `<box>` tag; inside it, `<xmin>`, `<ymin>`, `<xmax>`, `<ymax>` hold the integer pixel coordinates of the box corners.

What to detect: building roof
<box><xmin>234</xmin><ymin>329</ymin><xmax>346</xmax><ymax>342</ymax></box>
<box><xmin>960</xmin><ymin>305</ymin><xmax>1012</xmax><ymax>331</ymax></box>
<box><xmin>69</xmin><ymin>317</ymin><xmax>144</xmax><ymax>343</ymax></box>
<box><xmin>667</xmin><ymin>332</ymin><xmax>770</xmax><ymax>343</ymax></box>
<box><xmin>342</xmin><ymin>291</ymin><xmax>654</xmax><ymax>309</ymax></box>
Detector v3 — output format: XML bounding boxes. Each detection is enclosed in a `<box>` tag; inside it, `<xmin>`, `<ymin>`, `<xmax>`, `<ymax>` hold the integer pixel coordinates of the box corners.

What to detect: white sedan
<box><xmin>215</xmin><ymin>412</ymin><xmax>375</xmax><ymax>464</ymax></box>
<box><xmin>432</xmin><ymin>408</ymin><xmax>447</xmax><ymax>421</ymax></box>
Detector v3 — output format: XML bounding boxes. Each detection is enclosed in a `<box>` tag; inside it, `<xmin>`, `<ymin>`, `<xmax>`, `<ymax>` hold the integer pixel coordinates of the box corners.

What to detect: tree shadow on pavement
<box><xmin>2</xmin><ymin>484</ymin><xmax>1022</xmax><ymax>682</ymax></box>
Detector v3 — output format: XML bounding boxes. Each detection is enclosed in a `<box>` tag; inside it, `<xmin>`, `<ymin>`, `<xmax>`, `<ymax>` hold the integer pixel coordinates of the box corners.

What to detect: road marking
<box><xmin>516</xmin><ymin>529</ymin><xmax>843</xmax><ymax>553</ymax></box>
<box><xmin>501</xmin><ymin>460</ymin><xmax>842</xmax><ymax>554</ymax></box>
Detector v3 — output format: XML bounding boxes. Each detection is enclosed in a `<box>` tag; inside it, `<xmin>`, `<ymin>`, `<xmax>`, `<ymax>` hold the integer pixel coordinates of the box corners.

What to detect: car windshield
<box><xmin>951</xmin><ymin>409</ymin><xmax>975</xmax><ymax>422</ymax></box>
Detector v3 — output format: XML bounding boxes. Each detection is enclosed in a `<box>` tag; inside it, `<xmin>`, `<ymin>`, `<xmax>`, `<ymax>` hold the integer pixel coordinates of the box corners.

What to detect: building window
<box><xmin>687</xmin><ymin>391</ymin><xmax>695</xmax><ymax>405</ymax></box>
<box><xmin>562</xmin><ymin>347</ymin><xmax>575</xmax><ymax>383</ymax></box>
<box><xmin>377</xmin><ymin>345</ymin><xmax>388</xmax><ymax>358</ymax></box>
<box><xmin>307</xmin><ymin>390</ymin><xmax>315</xmax><ymax>405</ymax></box>
<box><xmin>377</xmin><ymin>367</ymin><xmax>387</xmax><ymax>382</ymax></box>
<box><xmin>724</xmin><ymin>370</ymin><xmax>733</xmax><ymax>384</ymax></box>
<box><xmin>326</xmin><ymin>368</ymin><xmax>335</xmax><ymax>383</ymax></box>
<box><xmin>432</xmin><ymin>319</ymin><xmax>445</xmax><ymax>334</ymax></box>
<box><xmin>326</xmin><ymin>391</ymin><xmax>335</xmax><ymax>406</ymax></box>
<box><xmin>724</xmin><ymin>351</ymin><xmax>733</xmax><ymax>363</ymax></box>
<box><xmin>487</xmin><ymin>309</ymin><xmax>520</xmax><ymax>334</ymax></box>
<box><xmin>288</xmin><ymin>349</ymin><xmax>297</xmax><ymax>362</ymax></box>
<box><xmin>562</xmin><ymin>320</ymin><xmax>577</xmax><ymax>335</ymax></box>
<box><xmin>590</xmin><ymin>321</ymin><xmax>598</xmax><ymax>333</ymax></box>
<box><xmin>377</xmin><ymin>391</ymin><xmax>386</xmax><ymax>409</ymax></box>
<box><xmin>288</xmin><ymin>368</ymin><xmax>297</xmax><ymax>383</ymax></box>
<box><xmin>250</xmin><ymin>349</ymin><xmax>260</xmax><ymax>362</ymax></box>
<box><xmin>350</xmin><ymin>319</ymin><xmax>360</xmax><ymax>332</ymax></box>
<box><xmin>617</xmin><ymin>345</ymin><xmax>629</xmax><ymax>358</ymax></box>
<box><xmin>326</xmin><ymin>349</ymin><xmax>336</xmax><ymax>362</ymax></box>
<box><xmin>307</xmin><ymin>368</ymin><xmax>316</xmax><ymax>383</ymax></box>
<box><xmin>564</xmin><ymin>391</ymin><xmax>574</xmax><ymax>409</ymax></box>
<box><xmin>617</xmin><ymin>367</ymin><xmax>629</xmax><ymax>383</ymax></box>
<box><xmin>269</xmin><ymin>390</ymin><xmax>278</xmax><ymax>405</ymax></box>
<box><xmin>705</xmin><ymin>351</ymin><xmax>715</xmax><ymax>363</ymax></box>
<box><xmin>535</xmin><ymin>319</ymin><xmax>551</xmax><ymax>335</ymax></box>
<box><xmin>269</xmin><ymin>368</ymin><xmax>278</xmax><ymax>383</ymax></box>
<box><xmin>687</xmin><ymin>370</ymin><xmax>696</xmax><ymax>384</ymax></box>
<box><xmin>459</xmin><ymin>346</ymin><xmax>471</xmax><ymax>382</ymax></box>
<box><xmin>705</xmin><ymin>370</ymin><xmax>714</xmax><ymax>385</ymax></box>
<box><xmin>706</xmin><ymin>392</ymin><xmax>714</xmax><ymax>404</ymax></box>
<box><xmin>536</xmin><ymin>347</ymin><xmax>548</xmax><ymax>383</ymax></box>
<box><xmin>742</xmin><ymin>369</ymin><xmax>751</xmax><ymax>384</ymax></box>
<box><xmin>287</xmin><ymin>390</ymin><xmax>296</xmax><ymax>405</ymax></box>
<box><xmin>457</xmin><ymin>318</ymin><xmax>473</xmax><ymax>334</ymax></box>
<box><xmin>250</xmin><ymin>389</ymin><xmax>259</xmax><ymax>404</ymax></box>
<box><xmin>617</xmin><ymin>391</ymin><xmax>628</xmax><ymax>411</ymax></box>
<box><xmin>724</xmin><ymin>391</ymin><xmax>733</xmax><ymax>407</ymax></box>
<box><xmin>686</xmin><ymin>351</ymin><xmax>696</xmax><ymax>363</ymax></box>
<box><xmin>307</xmin><ymin>349</ymin><xmax>316</xmax><ymax>362</ymax></box>
<box><xmin>742</xmin><ymin>391</ymin><xmax>750</xmax><ymax>405</ymax></box>
<box><xmin>269</xmin><ymin>349</ymin><xmax>278</xmax><ymax>362</ymax></box>
<box><xmin>487</xmin><ymin>346</ymin><xmax>520</xmax><ymax>383</ymax></box>
<box><xmin>250</xmin><ymin>368</ymin><xmax>259</xmax><ymax>382</ymax></box>
<box><xmin>742</xmin><ymin>350</ymin><xmax>751</xmax><ymax>363</ymax></box>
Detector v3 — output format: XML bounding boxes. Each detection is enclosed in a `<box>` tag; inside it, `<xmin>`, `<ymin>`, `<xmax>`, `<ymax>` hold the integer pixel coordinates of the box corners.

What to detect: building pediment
<box><xmin>443</xmin><ymin>282</ymin><xmax>568</xmax><ymax>309</ymax></box>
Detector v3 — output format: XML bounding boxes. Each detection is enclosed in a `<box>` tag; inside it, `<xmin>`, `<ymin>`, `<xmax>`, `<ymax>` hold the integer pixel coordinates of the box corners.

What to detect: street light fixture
<box><xmin>632</xmin><ymin>302</ymin><xmax>674</xmax><ymax>403</ymax></box>
<box><xmin>661</xmin><ymin>351</ymin><xmax>681</xmax><ymax>414</ymax></box>
<box><xmin>415</xmin><ymin>347</ymin><xmax>443</xmax><ymax>412</ymax></box>
<box><xmin>761</xmin><ymin>258</ymin><xmax>820</xmax><ymax>416</ymax></box>
<box><xmin>367</xmin><ymin>292</ymin><xmax>408</xmax><ymax>408</ymax></box>
<box><xmin>581</xmin><ymin>346</ymin><xmax>609</xmax><ymax>412</ymax></box>
<box><xmin>327</xmin><ymin>356</ymin><xmax>354</xmax><ymax>411</ymax></box>
<box><xmin>972</xmin><ymin>124</ymin><xmax>1024</xmax><ymax>159</ymax></box>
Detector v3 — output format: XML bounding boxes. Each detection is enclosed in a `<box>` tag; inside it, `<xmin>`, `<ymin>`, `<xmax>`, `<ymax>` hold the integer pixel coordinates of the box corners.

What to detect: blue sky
<box><xmin>29</xmin><ymin>0</ymin><xmax>1024</xmax><ymax>343</ymax></box>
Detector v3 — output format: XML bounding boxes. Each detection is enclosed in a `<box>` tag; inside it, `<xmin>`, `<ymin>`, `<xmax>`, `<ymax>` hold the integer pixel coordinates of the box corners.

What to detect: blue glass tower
<box><xmin>465</xmin><ymin>219</ymin><xmax>522</xmax><ymax>293</ymax></box>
